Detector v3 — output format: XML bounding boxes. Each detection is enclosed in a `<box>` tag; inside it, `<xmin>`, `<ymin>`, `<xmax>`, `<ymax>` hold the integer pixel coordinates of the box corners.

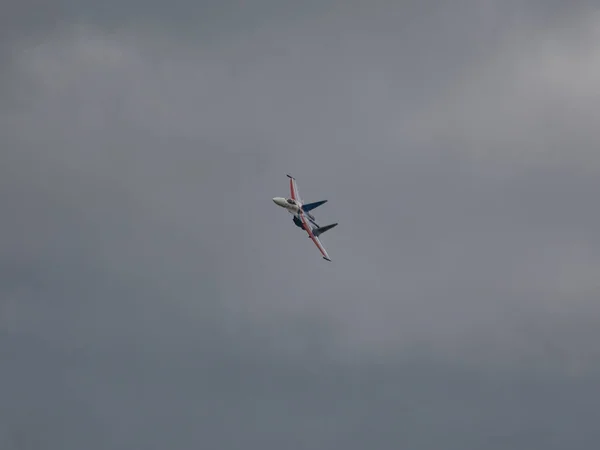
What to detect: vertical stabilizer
<box><xmin>313</xmin><ymin>223</ymin><xmax>338</xmax><ymax>237</ymax></box>
<box><xmin>302</xmin><ymin>200</ymin><xmax>327</xmax><ymax>212</ymax></box>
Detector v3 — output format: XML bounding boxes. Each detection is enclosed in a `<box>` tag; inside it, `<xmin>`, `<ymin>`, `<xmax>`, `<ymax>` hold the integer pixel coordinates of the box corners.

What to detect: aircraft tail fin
<box><xmin>313</xmin><ymin>222</ymin><xmax>338</xmax><ymax>237</ymax></box>
<box><xmin>302</xmin><ymin>200</ymin><xmax>327</xmax><ymax>213</ymax></box>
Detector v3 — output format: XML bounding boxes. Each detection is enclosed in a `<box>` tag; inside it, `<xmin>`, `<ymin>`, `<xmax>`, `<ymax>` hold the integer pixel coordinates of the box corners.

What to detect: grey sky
<box><xmin>2</xmin><ymin>1</ymin><xmax>600</xmax><ymax>448</ymax></box>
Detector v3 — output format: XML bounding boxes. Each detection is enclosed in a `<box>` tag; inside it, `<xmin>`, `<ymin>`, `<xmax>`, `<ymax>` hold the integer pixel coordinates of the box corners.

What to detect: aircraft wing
<box><xmin>299</xmin><ymin>213</ymin><xmax>332</xmax><ymax>262</ymax></box>
<box><xmin>287</xmin><ymin>174</ymin><xmax>302</xmax><ymax>203</ymax></box>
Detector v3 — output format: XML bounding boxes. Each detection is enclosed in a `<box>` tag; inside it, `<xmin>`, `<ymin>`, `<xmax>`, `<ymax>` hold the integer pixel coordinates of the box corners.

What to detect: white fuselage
<box><xmin>272</xmin><ymin>197</ymin><xmax>302</xmax><ymax>215</ymax></box>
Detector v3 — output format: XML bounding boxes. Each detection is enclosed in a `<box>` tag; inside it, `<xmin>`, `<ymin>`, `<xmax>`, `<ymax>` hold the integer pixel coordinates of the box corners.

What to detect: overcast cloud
<box><xmin>2</xmin><ymin>1</ymin><xmax>600</xmax><ymax>448</ymax></box>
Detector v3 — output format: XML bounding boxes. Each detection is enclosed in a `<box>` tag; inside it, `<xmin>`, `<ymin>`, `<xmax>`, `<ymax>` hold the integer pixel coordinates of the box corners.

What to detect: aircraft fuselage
<box><xmin>273</xmin><ymin>197</ymin><xmax>306</xmax><ymax>229</ymax></box>
<box><xmin>272</xmin><ymin>197</ymin><xmax>302</xmax><ymax>214</ymax></box>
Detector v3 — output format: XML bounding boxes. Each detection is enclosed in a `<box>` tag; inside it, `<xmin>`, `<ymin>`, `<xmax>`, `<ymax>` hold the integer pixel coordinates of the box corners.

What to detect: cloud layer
<box><xmin>2</xmin><ymin>1</ymin><xmax>600</xmax><ymax>448</ymax></box>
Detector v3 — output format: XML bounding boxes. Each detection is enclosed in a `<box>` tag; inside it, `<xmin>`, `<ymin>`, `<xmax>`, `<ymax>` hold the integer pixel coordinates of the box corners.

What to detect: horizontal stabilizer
<box><xmin>302</xmin><ymin>200</ymin><xmax>327</xmax><ymax>212</ymax></box>
<box><xmin>313</xmin><ymin>222</ymin><xmax>338</xmax><ymax>237</ymax></box>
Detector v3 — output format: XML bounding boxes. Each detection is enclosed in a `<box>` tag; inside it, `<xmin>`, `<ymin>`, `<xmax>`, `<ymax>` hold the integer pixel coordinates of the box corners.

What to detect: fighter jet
<box><xmin>273</xmin><ymin>174</ymin><xmax>338</xmax><ymax>262</ymax></box>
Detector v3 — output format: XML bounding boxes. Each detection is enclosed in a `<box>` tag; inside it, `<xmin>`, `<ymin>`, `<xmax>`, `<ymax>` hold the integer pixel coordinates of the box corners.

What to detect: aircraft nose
<box><xmin>273</xmin><ymin>197</ymin><xmax>285</xmax><ymax>206</ymax></box>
